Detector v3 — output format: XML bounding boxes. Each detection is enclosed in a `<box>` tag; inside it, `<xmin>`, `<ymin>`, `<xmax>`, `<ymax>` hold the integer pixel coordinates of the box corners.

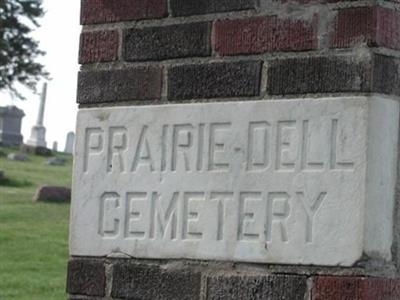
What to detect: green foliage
<box><xmin>0</xmin><ymin>0</ymin><xmax>47</xmax><ymax>99</ymax></box>
<box><xmin>0</xmin><ymin>146</ymin><xmax>72</xmax><ymax>299</ymax></box>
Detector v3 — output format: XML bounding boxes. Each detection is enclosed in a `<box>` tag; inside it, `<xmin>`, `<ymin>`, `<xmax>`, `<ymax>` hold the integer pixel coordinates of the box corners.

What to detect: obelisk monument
<box><xmin>27</xmin><ymin>83</ymin><xmax>47</xmax><ymax>148</ymax></box>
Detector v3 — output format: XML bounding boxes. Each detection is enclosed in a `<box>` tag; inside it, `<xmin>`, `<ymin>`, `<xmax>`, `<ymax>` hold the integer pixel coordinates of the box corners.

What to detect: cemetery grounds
<box><xmin>0</xmin><ymin>146</ymin><xmax>72</xmax><ymax>299</ymax></box>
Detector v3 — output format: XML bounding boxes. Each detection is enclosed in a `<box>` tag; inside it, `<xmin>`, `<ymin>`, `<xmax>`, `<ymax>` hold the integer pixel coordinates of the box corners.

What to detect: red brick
<box><xmin>81</xmin><ymin>0</ymin><xmax>167</xmax><ymax>25</ymax></box>
<box><xmin>331</xmin><ymin>7</ymin><xmax>400</xmax><ymax>50</ymax></box>
<box><xmin>312</xmin><ymin>276</ymin><xmax>400</xmax><ymax>300</ymax></box>
<box><xmin>331</xmin><ymin>7</ymin><xmax>376</xmax><ymax>48</ymax></box>
<box><xmin>376</xmin><ymin>7</ymin><xmax>400</xmax><ymax>50</ymax></box>
<box><xmin>214</xmin><ymin>16</ymin><xmax>318</xmax><ymax>56</ymax></box>
<box><xmin>79</xmin><ymin>30</ymin><xmax>119</xmax><ymax>64</ymax></box>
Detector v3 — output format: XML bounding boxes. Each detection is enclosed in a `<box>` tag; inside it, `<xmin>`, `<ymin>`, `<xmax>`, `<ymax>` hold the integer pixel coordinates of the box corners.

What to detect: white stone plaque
<box><xmin>70</xmin><ymin>96</ymin><xmax>399</xmax><ymax>266</ymax></box>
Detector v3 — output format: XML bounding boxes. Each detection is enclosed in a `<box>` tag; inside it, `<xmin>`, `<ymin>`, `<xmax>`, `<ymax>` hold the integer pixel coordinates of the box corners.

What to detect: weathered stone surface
<box><xmin>206</xmin><ymin>274</ymin><xmax>307</xmax><ymax>300</ymax></box>
<box><xmin>47</xmin><ymin>157</ymin><xmax>66</xmax><ymax>166</ymax></box>
<box><xmin>124</xmin><ymin>22</ymin><xmax>211</xmax><ymax>61</ymax></box>
<box><xmin>33</xmin><ymin>186</ymin><xmax>71</xmax><ymax>203</ymax></box>
<box><xmin>65</xmin><ymin>132</ymin><xmax>75</xmax><ymax>154</ymax></box>
<box><xmin>27</xmin><ymin>83</ymin><xmax>48</xmax><ymax>149</ymax></box>
<box><xmin>7</xmin><ymin>153</ymin><xmax>28</xmax><ymax>161</ymax></box>
<box><xmin>77</xmin><ymin>68</ymin><xmax>162</xmax><ymax>104</ymax></box>
<box><xmin>70</xmin><ymin>96</ymin><xmax>398</xmax><ymax>266</ymax></box>
<box><xmin>67</xmin><ymin>259</ymin><xmax>106</xmax><ymax>297</ymax></box>
<box><xmin>0</xmin><ymin>106</ymin><xmax>25</xmax><ymax>147</ymax></box>
<box><xmin>168</xmin><ymin>61</ymin><xmax>262</xmax><ymax>100</ymax></box>
<box><xmin>111</xmin><ymin>262</ymin><xmax>201</xmax><ymax>299</ymax></box>
<box><xmin>170</xmin><ymin>0</ymin><xmax>256</xmax><ymax>16</ymax></box>
<box><xmin>20</xmin><ymin>144</ymin><xmax>52</xmax><ymax>156</ymax></box>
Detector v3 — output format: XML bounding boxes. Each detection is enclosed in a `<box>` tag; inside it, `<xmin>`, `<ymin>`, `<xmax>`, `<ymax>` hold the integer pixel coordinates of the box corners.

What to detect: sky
<box><xmin>1</xmin><ymin>0</ymin><xmax>81</xmax><ymax>150</ymax></box>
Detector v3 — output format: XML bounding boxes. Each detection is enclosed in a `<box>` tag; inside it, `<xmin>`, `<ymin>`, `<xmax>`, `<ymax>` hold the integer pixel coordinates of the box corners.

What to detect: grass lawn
<box><xmin>0</xmin><ymin>146</ymin><xmax>72</xmax><ymax>300</ymax></box>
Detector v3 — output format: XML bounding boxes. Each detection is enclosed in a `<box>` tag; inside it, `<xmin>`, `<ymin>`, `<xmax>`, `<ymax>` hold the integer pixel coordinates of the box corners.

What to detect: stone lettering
<box><xmin>71</xmin><ymin>98</ymin><xmax>394</xmax><ymax>266</ymax></box>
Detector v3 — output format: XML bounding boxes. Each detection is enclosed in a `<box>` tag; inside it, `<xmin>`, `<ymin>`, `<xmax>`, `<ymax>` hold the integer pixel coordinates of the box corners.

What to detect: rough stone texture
<box><xmin>67</xmin><ymin>259</ymin><xmax>106</xmax><ymax>297</ymax></box>
<box><xmin>331</xmin><ymin>7</ymin><xmax>400</xmax><ymax>50</ymax></box>
<box><xmin>77</xmin><ymin>68</ymin><xmax>162</xmax><ymax>104</ymax></box>
<box><xmin>170</xmin><ymin>0</ymin><xmax>256</xmax><ymax>16</ymax></box>
<box><xmin>111</xmin><ymin>262</ymin><xmax>201</xmax><ymax>300</ymax></box>
<box><xmin>7</xmin><ymin>152</ymin><xmax>28</xmax><ymax>162</ymax></box>
<box><xmin>168</xmin><ymin>61</ymin><xmax>262</xmax><ymax>100</ymax></box>
<box><xmin>79</xmin><ymin>30</ymin><xmax>119</xmax><ymax>64</ymax></box>
<box><xmin>124</xmin><ymin>22</ymin><xmax>211</xmax><ymax>62</ymax></box>
<box><xmin>267</xmin><ymin>55</ymin><xmax>372</xmax><ymax>95</ymax></box>
<box><xmin>206</xmin><ymin>274</ymin><xmax>308</xmax><ymax>300</ymax></box>
<box><xmin>70</xmin><ymin>96</ymin><xmax>399</xmax><ymax>265</ymax></box>
<box><xmin>65</xmin><ymin>132</ymin><xmax>75</xmax><ymax>154</ymax></box>
<box><xmin>20</xmin><ymin>144</ymin><xmax>52</xmax><ymax>156</ymax></box>
<box><xmin>46</xmin><ymin>157</ymin><xmax>66</xmax><ymax>166</ymax></box>
<box><xmin>33</xmin><ymin>186</ymin><xmax>71</xmax><ymax>203</ymax></box>
<box><xmin>81</xmin><ymin>0</ymin><xmax>167</xmax><ymax>25</ymax></box>
<box><xmin>311</xmin><ymin>276</ymin><xmax>400</xmax><ymax>300</ymax></box>
<box><xmin>0</xmin><ymin>105</ymin><xmax>25</xmax><ymax>147</ymax></box>
<box><xmin>70</xmin><ymin>0</ymin><xmax>400</xmax><ymax>298</ymax></box>
<box><xmin>215</xmin><ymin>16</ymin><xmax>318</xmax><ymax>55</ymax></box>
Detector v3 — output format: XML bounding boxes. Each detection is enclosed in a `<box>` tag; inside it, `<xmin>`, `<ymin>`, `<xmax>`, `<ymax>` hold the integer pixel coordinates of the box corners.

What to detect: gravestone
<box><xmin>47</xmin><ymin>157</ymin><xmax>66</xmax><ymax>166</ymax></box>
<box><xmin>68</xmin><ymin>1</ymin><xmax>400</xmax><ymax>299</ymax></box>
<box><xmin>33</xmin><ymin>185</ymin><xmax>71</xmax><ymax>203</ymax></box>
<box><xmin>0</xmin><ymin>106</ymin><xmax>25</xmax><ymax>147</ymax></box>
<box><xmin>52</xmin><ymin>141</ymin><xmax>58</xmax><ymax>152</ymax></box>
<box><xmin>64</xmin><ymin>132</ymin><xmax>75</xmax><ymax>154</ymax></box>
<box><xmin>27</xmin><ymin>83</ymin><xmax>48</xmax><ymax>149</ymax></box>
<box><xmin>7</xmin><ymin>153</ymin><xmax>28</xmax><ymax>162</ymax></box>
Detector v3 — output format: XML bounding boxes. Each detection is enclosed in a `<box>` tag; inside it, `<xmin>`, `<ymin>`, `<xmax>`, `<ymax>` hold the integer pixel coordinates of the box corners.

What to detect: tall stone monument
<box><xmin>67</xmin><ymin>1</ymin><xmax>400</xmax><ymax>299</ymax></box>
<box><xmin>64</xmin><ymin>131</ymin><xmax>75</xmax><ymax>154</ymax></box>
<box><xmin>0</xmin><ymin>106</ymin><xmax>25</xmax><ymax>147</ymax></box>
<box><xmin>27</xmin><ymin>83</ymin><xmax>48</xmax><ymax>148</ymax></box>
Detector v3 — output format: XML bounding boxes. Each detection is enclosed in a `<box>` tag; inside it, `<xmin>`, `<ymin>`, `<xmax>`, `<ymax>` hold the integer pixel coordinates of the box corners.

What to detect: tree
<box><xmin>0</xmin><ymin>0</ymin><xmax>47</xmax><ymax>99</ymax></box>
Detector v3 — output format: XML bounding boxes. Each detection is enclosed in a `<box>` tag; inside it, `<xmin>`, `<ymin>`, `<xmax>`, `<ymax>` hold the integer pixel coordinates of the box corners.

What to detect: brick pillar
<box><xmin>68</xmin><ymin>0</ymin><xmax>400</xmax><ymax>299</ymax></box>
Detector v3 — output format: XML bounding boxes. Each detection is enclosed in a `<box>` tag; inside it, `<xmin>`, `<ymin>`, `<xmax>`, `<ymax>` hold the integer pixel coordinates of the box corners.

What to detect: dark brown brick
<box><xmin>206</xmin><ymin>274</ymin><xmax>307</xmax><ymax>300</ymax></box>
<box><xmin>79</xmin><ymin>30</ymin><xmax>119</xmax><ymax>64</ymax></box>
<box><xmin>124</xmin><ymin>22</ymin><xmax>211</xmax><ymax>62</ymax></box>
<box><xmin>373</xmin><ymin>54</ymin><xmax>400</xmax><ymax>96</ymax></box>
<box><xmin>267</xmin><ymin>55</ymin><xmax>372</xmax><ymax>95</ymax></box>
<box><xmin>312</xmin><ymin>276</ymin><xmax>400</xmax><ymax>300</ymax></box>
<box><xmin>111</xmin><ymin>262</ymin><xmax>201</xmax><ymax>300</ymax></box>
<box><xmin>66</xmin><ymin>259</ymin><xmax>105</xmax><ymax>297</ymax></box>
<box><xmin>331</xmin><ymin>7</ymin><xmax>376</xmax><ymax>48</ymax></box>
<box><xmin>168</xmin><ymin>61</ymin><xmax>262</xmax><ymax>100</ymax></box>
<box><xmin>170</xmin><ymin>0</ymin><xmax>256</xmax><ymax>17</ymax></box>
<box><xmin>77</xmin><ymin>68</ymin><xmax>162</xmax><ymax>104</ymax></box>
<box><xmin>81</xmin><ymin>0</ymin><xmax>167</xmax><ymax>25</ymax></box>
<box><xmin>331</xmin><ymin>7</ymin><xmax>400</xmax><ymax>50</ymax></box>
<box><xmin>215</xmin><ymin>16</ymin><xmax>318</xmax><ymax>56</ymax></box>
